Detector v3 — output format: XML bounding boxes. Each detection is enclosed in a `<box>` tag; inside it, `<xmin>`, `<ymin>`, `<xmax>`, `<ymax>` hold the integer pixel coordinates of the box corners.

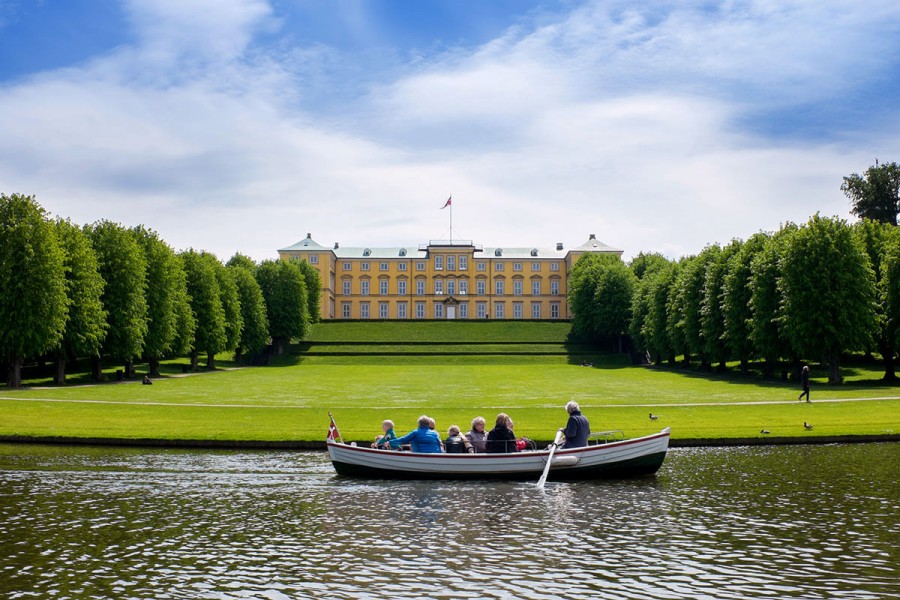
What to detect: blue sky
<box><xmin>1</xmin><ymin>0</ymin><xmax>899</xmax><ymax>260</ymax></box>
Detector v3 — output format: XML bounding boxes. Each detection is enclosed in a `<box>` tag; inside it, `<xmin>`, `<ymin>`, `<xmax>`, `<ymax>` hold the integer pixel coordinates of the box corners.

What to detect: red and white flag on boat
<box><xmin>327</xmin><ymin>415</ymin><xmax>341</xmax><ymax>442</ymax></box>
<box><xmin>441</xmin><ymin>195</ymin><xmax>452</xmax><ymax>209</ymax></box>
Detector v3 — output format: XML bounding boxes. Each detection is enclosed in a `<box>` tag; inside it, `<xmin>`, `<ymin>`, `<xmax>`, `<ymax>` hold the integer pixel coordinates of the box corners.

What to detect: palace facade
<box><xmin>277</xmin><ymin>234</ymin><xmax>622</xmax><ymax>320</ymax></box>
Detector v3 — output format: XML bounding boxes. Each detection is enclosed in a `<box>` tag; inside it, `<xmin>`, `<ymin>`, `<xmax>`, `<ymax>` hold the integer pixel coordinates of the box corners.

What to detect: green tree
<box><xmin>842</xmin><ymin>161</ymin><xmax>900</xmax><ymax>225</ymax></box>
<box><xmin>722</xmin><ymin>232</ymin><xmax>768</xmax><ymax>374</ymax></box>
<box><xmin>296</xmin><ymin>259</ymin><xmax>322</xmax><ymax>323</ymax></box>
<box><xmin>229</xmin><ymin>265</ymin><xmax>269</xmax><ymax>360</ymax></box>
<box><xmin>629</xmin><ymin>276</ymin><xmax>653</xmax><ymax>356</ymax></box>
<box><xmin>670</xmin><ymin>248</ymin><xmax>720</xmax><ymax>369</ymax></box>
<box><xmin>666</xmin><ymin>257</ymin><xmax>691</xmax><ymax>365</ymax></box>
<box><xmin>853</xmin><ymin>220</ymin><xmax>898</xmax><ymax>380</ymax></box>
<box><xmin>749</xmin><ymin>225</ymin><xmax>796</xmax><ymax>378</ymax></box>
<box><xmin>701</xmin><ymin>241</ymin><xmax>739</xmax><ymax>371</ymax></box>
<box><xmin>0</xmin><ymin>194</ymin><xmax>67</xmax><ymax>388</ymax></box>
<box><xmin>180</xmin><ymin>250</ymin><xmax>226</xmax><ymax>370</ymax></box>
<box><xmin>226</xmin><ymin>252</ymin><xmax>257</xmax><ymax>272</ymax></box>
<box><xmin>880</xmin><ymin>230</ymin><xmax>900</xmax><ymax>382</ymax></box>
<box><xmin>170</xmin><ymin>254</ymin><xmax>197</xmax><ymax>358</ymax></box>
<box><xmin>646</xmin><ymin>262</ymin><xmax>679</xmax><ymax>365</ymax></box>
<box><xmin>629</xmin><ymin>252</ymin><xmax>670</xmax><ymax>280</ymax></box>
<box><xmin>780</xmin><ymin>215</ymin><xmax>877</xmax><ymax>384</ymax></box>
<box><xmin>133</xmin><ymin>226</ymin><xmax>185</xmax><ymax>377</ymax></box>
<box><xmin>568</xmin><ymin>253</ymin><xmax>607</xmax><ymax>339</ymax></box>
<box><xmin>256</xmin><ymin>259</ymin><xmax>309</xmax><ymax>354</ymax></box>
<box><xmin>87</xmin><ymin>221</ymin><xmax>148</xmax><ymax>379</ymax></box>
<box><xmin>53</xmin><ymin>219</ymin><xmax>107</xmax><ymax>384</ymax></box>
<box><xmin>208</xmin><ymin>253</ymin><xmax>243</xmax><ymax>366</ymax></box>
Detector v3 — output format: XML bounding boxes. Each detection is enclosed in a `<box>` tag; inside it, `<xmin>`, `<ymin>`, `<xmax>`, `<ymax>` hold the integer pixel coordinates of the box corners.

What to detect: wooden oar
<box><xmin>537</xmin><ymin>430</ymin><xmax>565</xmax><ymax>489</ymax></box>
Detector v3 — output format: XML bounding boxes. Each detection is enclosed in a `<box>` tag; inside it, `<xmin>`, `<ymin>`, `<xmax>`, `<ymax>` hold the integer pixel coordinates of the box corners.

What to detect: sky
<box><xmin>1</xmin><ymin>0</ymin><xmax>899</xmax><ymax>261</ymax></box>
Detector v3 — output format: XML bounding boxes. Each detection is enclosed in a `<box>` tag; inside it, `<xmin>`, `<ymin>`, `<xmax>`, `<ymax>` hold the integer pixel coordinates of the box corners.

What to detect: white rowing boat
<box><xmin>326</xmin><ymin>427</ymin><xmax>671</xmax><ymax>481</ymax></box>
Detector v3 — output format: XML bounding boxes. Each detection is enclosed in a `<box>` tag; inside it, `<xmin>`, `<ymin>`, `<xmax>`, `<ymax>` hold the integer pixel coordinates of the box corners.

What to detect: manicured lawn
<box><xmin>305</xmin><ymin>320</ymin><xmax>575</xmax><ymax>343</ymax></box>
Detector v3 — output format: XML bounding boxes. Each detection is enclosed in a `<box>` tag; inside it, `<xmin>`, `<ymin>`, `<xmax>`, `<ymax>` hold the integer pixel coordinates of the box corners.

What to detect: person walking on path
<box><xmin>798</xmin><ymin>365</ymin><xmax>811</xmax><ymax>403</ymax></box>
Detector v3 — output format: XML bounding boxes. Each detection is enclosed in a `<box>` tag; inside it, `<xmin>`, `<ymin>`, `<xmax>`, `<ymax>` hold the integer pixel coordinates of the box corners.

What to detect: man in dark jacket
<box><xmin>562</xmin><ymin>401</ymin><xmax>590</xmax><ymax>448</ymax></box>
<box><xmin>486</xmin><ymin>413</ymin><xmax>518</xmax><ymax>453</ymax></box>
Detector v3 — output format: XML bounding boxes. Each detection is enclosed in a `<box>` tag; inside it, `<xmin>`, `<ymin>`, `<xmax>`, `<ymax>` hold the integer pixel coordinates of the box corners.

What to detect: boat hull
<box><xmin>327</xmin><ymin>428</ymin><xmax>670</xmax><ymax>481</ymax></box>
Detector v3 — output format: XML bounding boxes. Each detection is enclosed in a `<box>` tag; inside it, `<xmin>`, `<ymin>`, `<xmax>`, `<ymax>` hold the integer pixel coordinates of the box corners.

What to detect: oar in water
<box><xmin>537</xmin><ymin>430</ymin><xmax>565</xmax><ymax>489</ymax></box>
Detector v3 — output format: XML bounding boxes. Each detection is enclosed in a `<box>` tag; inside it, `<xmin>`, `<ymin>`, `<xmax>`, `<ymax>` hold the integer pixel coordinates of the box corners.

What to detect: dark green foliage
<box><xmin>181</xmin><ymin>250</ymin><xmax>226</xmax><ymax>366</ymax></box>
<box><xmin>87</xmin><ymin>220</ymin><xmax>148</xmax><ymax>364</ymax></box>
<box><xmin>208</xmin><ymin>253</ymin><xmax>243</xmax><ymax>352</ymax></box>
<box><xmin>568</xmin><ymin>254</ymin><xmax>635</xmax><ymax>346</ymax></box>
<box><xmin>722</xmin><ymin>232</ymin><xmax>768</xmax><ymax>372</ymax></box>
<box><xmin>170</xmin><ymin>254</ymin><xmax>196</xmax><ymax>357</ymax></box>
<box><xmin>780</xmin><ymin>215</ymin><xmax>877</xmax><ymax>384</ymax></box>
<box><xmin>701</xmin><ymin>241</ymin><xmax>740</xmax><ymax>370</ymax></box>
<box><xmin>256</xmin><ymin>259</ymin><xmax>309</xmax><ymax>353</ymax></box>
<box><xmin>670</xmin><ymin>248</ymin><xmax>719</xmax><ymax>368</ymax></box>
<box><xmin>229</xmin><ymin>266</ymin><xmax>269</xmax><ymax>358</ymax></box>
<box><xmin>54</xmin><ymin>219</ymin><xmax>107</xmax><ymax>383</ymax></box>
<box><xmin>133</xmin><ymin>226</ymin><xmax>184</xmax><ymax>374</ymax></box>
<box><xmin>296</xmin><ymin>259</ymin><xmax>322</xmax><ymax>323</ymax></box>
<box><xmin>646</xmin><ymin>262</ymin><xmax>679</xmax><ymax>364</ymax></box>
<box><xmin>0</xmin><ymin>194</ymin><xmax>68</xmax><ymax>387</ymax></box>
<box><xmin>842</xmin><ymin>161</ymin><xmax>900</xmax><ymax>225</ymax></box>
<box><xmin>227</xmin><ymin>252</ymin><xmax>257</xmax><ymax>273</ymax></box>
<box><xmin>749</xmin><ymin>226</ymin><xmax>796</xmax><ymax>376</ymax></box>
<box><xmin>629</xmin><ymin>252</ymin><xmax>670</xmax><ymax>280</ymax></box>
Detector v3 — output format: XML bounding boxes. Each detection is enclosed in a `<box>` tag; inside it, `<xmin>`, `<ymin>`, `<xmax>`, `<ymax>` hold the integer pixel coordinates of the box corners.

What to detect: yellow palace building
<box><xmin>278</xmin><ymin>234</ymin><xmax>622</xmax><ymax>320</ymax></box>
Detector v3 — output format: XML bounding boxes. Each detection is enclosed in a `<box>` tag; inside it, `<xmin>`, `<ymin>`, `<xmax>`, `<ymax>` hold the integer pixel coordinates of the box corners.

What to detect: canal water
<box><xmin>0</xmin><ymin>443</ymin><xmax>897</xmax><ymax>599</ymax></box>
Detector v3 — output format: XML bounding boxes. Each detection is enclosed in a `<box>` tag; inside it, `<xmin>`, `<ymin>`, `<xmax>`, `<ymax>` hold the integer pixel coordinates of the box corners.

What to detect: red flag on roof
<box><xmin>441</xmin><ymin>195</ymin><xmax>452</xmax><ymax>209</ymax></box>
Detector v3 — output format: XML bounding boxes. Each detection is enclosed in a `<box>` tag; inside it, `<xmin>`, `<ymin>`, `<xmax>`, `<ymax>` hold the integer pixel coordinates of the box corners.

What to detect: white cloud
<box><xmin>1</xmin><ymin>0</ymin><xmax>899</xmax><ymax>263</ymax></box>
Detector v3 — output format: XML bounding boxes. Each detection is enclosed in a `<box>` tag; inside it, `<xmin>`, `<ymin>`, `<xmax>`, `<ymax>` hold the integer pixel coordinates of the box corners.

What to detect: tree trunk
<box><xmin>883</xmin><ymin>352</ymin><xmax>896</xmax><ymax>382</ymax></box>
<box><xmin>273</xmin><ymin>337</ymin><xmax>285</xmax><ymax>356</ymax></box>
<box><xmin>740</xmin><ymin>356</ymin><xmax>749</xmax><ymax>375</ymax></box>
<box><xmin>37</xmin><ymin>356</ymin><xmax>47</xmax><ymax>377</ymax></box>
<box><xmin>667</xmin><ymin>354</ymin><xmax>676</xmax><ymax>367</ymax></box>
<box><xmin>8</xmin><ymin>356</ymin><xmax>23</xmax><ymax>389</ymax></box>
<box><xmin>53</xmin><ymin>352</ymin><xmax>66</xmax><ymax>385</ymax></box>
<box><xmin>827</xmin><ymin>350</ymin><xmax>842</xmax><ymax>385</ymax></box>
<box><xmin>762</xmin><ymin>357</ymin><xmax>775</xmax><ymax>379</ymax></box>
<box><xmin>148</xmin><ymin>357</ymin><xmax>161</xmax><ymax>378</ymax></box>
<box><xmin>681</xmin><ymin>352</ymin><xmax>691</xmax><ymax>368</ymax></box>
<box><xmin>190</xmin><ymin>350</ymin><xmax>199</xmax><ymax>372</ymax></box>
<box><xmin>125</xmin><ymin>359</ymin><xmax>135</xmax><ymax>379</ymax></box>
<box><xmin>207</xmin><ymin>352</ymin><xmax>216</xmax><ymax>370</ymax></box>
<box><xmin>717</xmin><ymin>359</ymin><xmax>727</xmax><ymax>373</ymax></box>
<box><xmin>91</xmin><ymin>355</ymin><xmax>103</xmax><ymax>381</ymax></box>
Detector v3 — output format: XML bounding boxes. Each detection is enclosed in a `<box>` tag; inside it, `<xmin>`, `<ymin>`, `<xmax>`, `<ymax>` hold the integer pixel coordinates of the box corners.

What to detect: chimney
<box><xmin>334</xmin><ymin>242</ymin><xmax>340</xmax><ymax>249</ymax></box>
<box><xmin>306</xmin><ymin>232</ymin><xmax>312</xmax><ymax>239</ymax></box>
<box><xmin>589</xmin><ymin>234</ymin><xmax>596</xmax><ymax>240</ymax></box>
<box><xmin>556</xmin><ymin>242</ymin><xmax>563</xmax><ymax>251</ymax></box>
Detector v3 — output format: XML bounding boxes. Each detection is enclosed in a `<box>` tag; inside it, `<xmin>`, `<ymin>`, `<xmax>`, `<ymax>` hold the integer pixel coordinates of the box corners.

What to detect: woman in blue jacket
<box><xmin>394</xmin><ymin>416</ymin><xmax>443</xmax><ymax>453</ymax></box>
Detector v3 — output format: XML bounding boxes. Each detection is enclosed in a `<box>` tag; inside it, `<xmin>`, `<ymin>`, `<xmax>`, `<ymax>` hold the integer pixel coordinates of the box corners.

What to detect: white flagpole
<box><xmin>450</xmin><ymin>198</ymin><xmax>453</xmax><ymax>243</ymax></box>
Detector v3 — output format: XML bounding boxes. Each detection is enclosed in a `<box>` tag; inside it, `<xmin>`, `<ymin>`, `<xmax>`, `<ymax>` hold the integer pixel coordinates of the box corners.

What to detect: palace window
<box><xmin>447</xmin><ymin>279</ymin><xmax>456</xmax><ymax>295</ymax></box>
<box><xmin>342</xmin><ymin>302</ymin><xmax>351</xmax><ymax>319</ymax></box>
<box><xmin>550</xmin><ymin>262</ymin><xmax>560</xmax><ymax>272</ymax></box>
<box><xmin>361</xmin><ymin>262</ymin><xmax>370</xmax><ymax>271</ymax></box>
<box><xmin>342</xmin><ymin>280</ymin><xmax>351</xmax><ymax>296</ymax></box>
<box><xmin>379</xmin><ymin>279</ymin><xmax>389</xmax><ymax>295</ymax></box>
<box><xmin>495</xmin><ymin>262</ymin><xmax>505</xmax><ymax>271</ymax></box>
<box><xmin>531</xmin><ymin>262</ymin><xmax>540</xmax><ymax>271</ymax></box>
<box><xmin>447</xmin><ymin>255</ymin><xmax>456</xmax><ymax>271</ymax></box>
<box><xmin>459</xmin><ymin>303</ymin><xmax>468</xmax><ymax>319</ymax></box>
<box><xmin>398</xmin><ymin>262</ymin><xmax>407</xmax><ymax>271</ymax></box>
<box><xmin>459</xmin><ymin>280</ymin><xmax>468</xmax><ymax>295</ymax></box>
<box><xmin>416</xmin><ymin>262</ymin><xmax>426</xmax><ymax>271</ymax></box>
<box><xmin>398</xmin><ymin>302</ymin><xmax>407</xmax><ymax>319</ymax></box>
<box><xmin>459</xmin><ymin>256</ymin><xmax>468</xmax><ymax>270</ymax></box>
<box><xmin>435</xmin><ymin>256</ymin><xmax>444</xmax><ymax>270</ymax></box>
<box><xmin>513</xmin><ymin>280</ymin><xmax>523</xmax><ymax>296</ymax></box>
<box><xmin>513</xmin><ymin>302</ymin><xmax>523</xmax><ymax>319</ymax></box>
<box><xmin>513</xmin><ymin>263</ymin><xmax>522</xmax><ymax>272</ymax></box>
<box><xmin>360</xmin><ymin>280</ymin><xmax>370</xmax><ymax>296</ymax></box>
<box><xmin>532</xmin><ymin>280</ymin><xmax>541</xmax><ymax>295</ymax></box>
<box><xmin>310</xmin><ymin>255</ymin><xmax>319</xmax><ymax>264</ymax></box>
<box><xmin>495</xmin><ymin>280</ymin><xmax>505</xmax><ymax>296</ymax></box>
<box><xmin>343</xmin><ymin>262</ymin><xmax>351</xmax><ymax>271</ymax></box>
<box><xmin>551</xmin><ymin>303</ymin><xmax>560</xmax><ymax>319</ymax></box>
<box><xmin>477</xmin><ymin>280</ymin><xmax>486</xmax><ymax>295</ymax></box>
<box><xmin>360</xmin><ymin>303</ymin><xmax>370</xmax><ymax>319</ymax></box>
<box><xmin>434</xmin><ymin>280</ymin><xmax>444</xmax><ymax>295</ymax></box>
<box><xmin>379</xmin><ymin>302</ymin><xmax>389</xmax><ymax>319</ymax></box>
<box><xmin>551</xmin><ymin>280</ymin><xmax>560</xmax><ymax>296</ymax></box>
<box><xmin>415</xmin><ymin>302</ymin><xmax>426</xmax><ymax>319</ymax></box>
<box><xmin>434</xmin><ymin>303</ymin><xmax>444</xmax><ymax>318</ymax></box>
<box><xmin>416</xmin><ymin>280</ymin><xmax>425</xmax><ymax>296</ymax></box>
<box><xmin>380</xmin><ymin>262</ymin><xmax>389</xmax><ymax>271</ymax></box>
<box><xmin>398</xmin><ymin>280</ymin><xmax>407</xmax><ymax>296</ymax></box>
<box><xmin>477</xmin><ymin>262</ymin><xmax>486</xmax><ymax>272</ymax></box>
<box><xmin>495</xmin><ymin>302</ymin><xmax>505</xmax><ymax>319</ymax></box>
<box><xmin>476</xmin><ymin>302</ymin><xmax>487</xmax><ymax>319</ymax></box>
<box><xmin>531</xmin><ymin>302</ymin><xmax>541</xmax><ymax>319</ymax></box>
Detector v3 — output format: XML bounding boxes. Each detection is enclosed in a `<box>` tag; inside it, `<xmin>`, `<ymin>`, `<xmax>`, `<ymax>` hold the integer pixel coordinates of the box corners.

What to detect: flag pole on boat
<box><xmin>327</xmin><ymin>412</ymin><xmax>345</xmax><ymax>444</ymax></box>
<box><xmin>537</xmin><ymin>430</ymin><xmax>565</xmax><ymax>489</ymax></box>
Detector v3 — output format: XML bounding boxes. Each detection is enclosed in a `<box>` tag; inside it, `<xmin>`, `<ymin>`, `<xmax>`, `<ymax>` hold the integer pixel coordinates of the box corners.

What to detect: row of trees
<box><xmin>569</xmin><ymin>215</ymin><xmax>900</xmax><ymax>384</ymax></box>
<box><xmin>0</xmin><ymin>194</ymin><xmax>321</xmax><ymax>388</ymax></box>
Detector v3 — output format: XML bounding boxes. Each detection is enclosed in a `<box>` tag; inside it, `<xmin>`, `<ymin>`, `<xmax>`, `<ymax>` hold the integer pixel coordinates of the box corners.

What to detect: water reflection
<box><xmin>0</xmin><ymin>443</ymin><xmax>897</xmax><ymax>599</ymax></box>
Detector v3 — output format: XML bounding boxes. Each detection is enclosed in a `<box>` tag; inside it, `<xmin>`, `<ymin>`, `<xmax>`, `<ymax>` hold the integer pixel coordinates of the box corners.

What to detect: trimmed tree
<box><xmin>226</xmin><ymin>252</ymin><xmax>257</xmax><ymax>273</ymax></box>
<box><xmin>180</xmin><ymin>250</ymin><xmax>226</xmax><ymax>370</ymax></box>
<box><xmin>647</xmin><ymin>262</ymin><xmax>679</xmax><ymax>365</ymax></box>
<box><xmin>170</xmin><ymin>254</ymin><xmax>197</xmax><ymax>360</ymax></box>
<box><xmin>701</xmin><ymin>241</ymin><xmax>739</xmax><ymax>372</ymax></box>
<box><xmin>296</xmin><ymin>259</ymin><xmax>322</xmax><ymax>323</ymax></box>
<box><xmin>780</xmin><ymin>215</ymin><xmax>877</xmax><ymax>384</ymax></box>
<box><xmin>842</xmin><ymin>161</ymin><xmax>900</xmax><ymax>225</ymax></box>
<box><xmin>853</xmin><ymin>220</ymin><xmax>898</xmax><ymax>380</ymax></box>
<box><xmin>722</xmin><ymin>232</ymin><xmax>768</xmax><ymax>374</ymax></box>
<box><xmin>256</xmin><ymin>259</ymin><xmax>309</xmax><ymax>355</ymax></box>
<box><xmin>133</xmin><ymin>226</ymin><xmax>184</xmax><ymax>377</ymax></box>
<box><xmin>0</xmin><ymin>194</ymin><xmax>68</xmax><ymax>388</ymax></box>
<box><xmin>229</xmin><ymin>265</ymin><xmax>269</xmax><ymax>360</ymax></box>
<box><xmin>87</xmin><ymin>221</ymin><xmax>148</xmax><ymax>380</ymax></box>
<box><xmin>749</xmin><ymin>225</ymin><xmax>796</xmax><ymax>378</ymax></box>
<box><xmin>53</xmin><ymin>218</ymin><xmax>107</xmax><ymax>384</ymax></box>
<box><xmin>208</xmin><ymin>253</ymin><xmax>243</xmax><ymax>368</ymax></box>
<box><xmin>629</xmin><ymin>252</ymin><xmax>670</xmax><ymax>280</ymax></box>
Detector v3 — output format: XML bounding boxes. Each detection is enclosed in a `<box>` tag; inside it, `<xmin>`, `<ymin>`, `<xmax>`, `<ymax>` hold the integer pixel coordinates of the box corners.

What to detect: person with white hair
<box><xmin>561</xmin><ymin>401</ymin><xmax>590</xmax><ymax>448</ymax></box>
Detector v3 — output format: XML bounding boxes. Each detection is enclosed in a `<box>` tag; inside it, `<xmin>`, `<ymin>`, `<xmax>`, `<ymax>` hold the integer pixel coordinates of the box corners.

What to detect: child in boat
<box><xmin>444</xmin><ymin>425</ymin><xmax>474</xmax><ymax>454</ymax></box>
<box><xmin>371</xmin><ymin>419</ymin><xmax>399</xmax><ymax>450</ymax></box>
